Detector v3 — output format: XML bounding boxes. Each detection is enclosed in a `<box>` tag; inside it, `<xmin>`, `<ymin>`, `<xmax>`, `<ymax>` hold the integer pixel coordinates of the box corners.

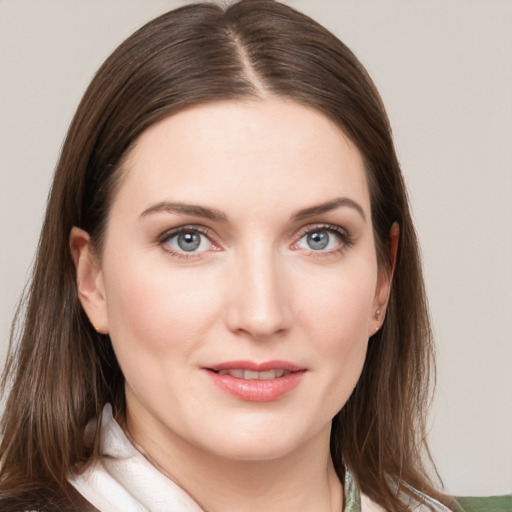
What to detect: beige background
<box><xmin>1</xmin><ymin>0</ymin><xmax>511</xmax><ymax>496</ymax></box>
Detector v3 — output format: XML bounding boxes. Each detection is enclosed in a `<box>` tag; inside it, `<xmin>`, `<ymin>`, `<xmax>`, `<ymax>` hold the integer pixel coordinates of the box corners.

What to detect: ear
<box><xmin>69</xmin><ymin>227</ymin><xmax>109</xmax><ymax>334</ymax></box>
<box><xmin>370</xmin><ymin>222</ymin><xmax>399</xmax><ymax>336</ymax></box>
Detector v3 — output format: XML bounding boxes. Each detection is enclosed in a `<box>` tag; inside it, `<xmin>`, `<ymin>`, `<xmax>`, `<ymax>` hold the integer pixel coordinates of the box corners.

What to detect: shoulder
<box><xmin>453</xmin><ymin>495</ymin><xmax>512</xmax><ymax>512</ymax></box>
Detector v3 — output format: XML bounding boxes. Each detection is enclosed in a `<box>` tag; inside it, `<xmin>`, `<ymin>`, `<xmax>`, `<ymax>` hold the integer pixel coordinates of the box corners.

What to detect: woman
<box><xmin>0</xmin><ymin>1</ymin><xmax>487</xmax><ymax>511</ymax></box>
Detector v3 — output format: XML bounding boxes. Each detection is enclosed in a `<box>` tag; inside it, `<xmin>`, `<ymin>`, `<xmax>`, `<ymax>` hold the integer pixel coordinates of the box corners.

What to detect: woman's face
<box><xmin>75</xmin><ymin>98</ymin><xmax>392</xmax><ymax>463</ymax></box>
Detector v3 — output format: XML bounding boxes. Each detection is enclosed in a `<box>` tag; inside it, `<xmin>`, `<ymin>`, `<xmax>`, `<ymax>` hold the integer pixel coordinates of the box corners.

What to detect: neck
<box><xmin>126</xmin><ymin>412</ymin><xmax>343</xmax><ymax>512</ymax></box>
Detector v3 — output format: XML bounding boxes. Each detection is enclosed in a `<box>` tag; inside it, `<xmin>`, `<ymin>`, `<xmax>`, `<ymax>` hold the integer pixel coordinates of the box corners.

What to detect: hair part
<box><xmin>1</xmin><ymin>2</ymin><xmax>452</xmax><ymax>510</ymax></box>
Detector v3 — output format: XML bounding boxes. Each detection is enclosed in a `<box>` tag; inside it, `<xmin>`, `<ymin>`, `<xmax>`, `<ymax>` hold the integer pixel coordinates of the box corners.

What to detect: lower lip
<box><xmin>204</xmin><ymin>370</ymin><xmax>306</xmax><ymax>402</ymax></box>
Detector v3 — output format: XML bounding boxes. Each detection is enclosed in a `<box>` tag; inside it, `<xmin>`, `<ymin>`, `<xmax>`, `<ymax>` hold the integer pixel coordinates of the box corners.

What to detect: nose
<box><xmin>224</xmin><ymin>246</ymin><xmax>292</xmax><ymax>340</ymax></box>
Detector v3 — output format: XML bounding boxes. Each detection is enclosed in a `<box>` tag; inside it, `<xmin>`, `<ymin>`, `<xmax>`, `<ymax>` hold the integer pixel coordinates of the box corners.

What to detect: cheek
<box><xmin>102</xmin><ymin>254</ymin><xmax>221</xmax><ymax>358</ymax></box>
<box><xmin>295</xmin><ymin>260</ymin><xmax>377</xmax><ymax>342</ymax></box>
<box><xmin>294</xmin><ymin>260</ymin><xmax>377</xmax><ymax>403</ymax></box>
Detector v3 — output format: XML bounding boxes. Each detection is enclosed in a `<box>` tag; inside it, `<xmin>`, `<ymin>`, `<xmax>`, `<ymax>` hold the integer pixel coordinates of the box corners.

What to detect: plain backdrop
<box><xmin>0</xmin><ymin>0</ymin><xmax>511</xmax><ymax>497</ymax></box>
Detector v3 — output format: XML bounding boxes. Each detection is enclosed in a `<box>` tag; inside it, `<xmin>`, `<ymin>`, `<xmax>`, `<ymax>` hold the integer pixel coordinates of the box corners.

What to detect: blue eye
<box><xmin>165</xmin><ymin>229</ymin><xmax>212</xmax><ymax>253</ymax></box>
<box><xmin>306</xmin><ymin>231</ymin><xmax>329</xmax><ymax>250</ymax></box>
<box><xmin>296</xmin><ymin>228</ymin><xmax>344</xmax><ymax>252</ymax></box>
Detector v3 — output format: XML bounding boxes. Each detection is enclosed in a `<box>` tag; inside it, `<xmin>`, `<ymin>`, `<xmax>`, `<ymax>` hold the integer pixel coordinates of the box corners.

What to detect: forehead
<box><xmin>115</xmin><ymin>98</ymin><xmax>370</xmax><ymax>219</ymax></box>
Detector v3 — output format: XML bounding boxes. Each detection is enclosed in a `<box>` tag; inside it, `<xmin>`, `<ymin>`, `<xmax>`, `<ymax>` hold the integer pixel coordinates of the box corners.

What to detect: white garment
<box><xmin>68</xmin><ymin>404</ymin><xmax>445</xmax><ymax>512</ymax></box>
<box><xmin>69</xmin><ymin>405</ymin><xmax>203</xmax><ymax>512</ymax></box>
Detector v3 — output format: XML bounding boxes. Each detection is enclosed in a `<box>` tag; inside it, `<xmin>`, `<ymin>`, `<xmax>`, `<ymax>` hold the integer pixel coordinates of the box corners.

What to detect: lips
<box><xmin>204</xmin><ymin>360</ymin><xmax>306</xmax><ymax>401</ymax></box>
<box><xmin>215</xmin><ymin>368</ymin><xmax>289</xmax><ymax>379</ymax></box>
<box><xmin>207</xmin><ymin>360</ymin><xmax>302</xmax><ymax>372</ymax></box>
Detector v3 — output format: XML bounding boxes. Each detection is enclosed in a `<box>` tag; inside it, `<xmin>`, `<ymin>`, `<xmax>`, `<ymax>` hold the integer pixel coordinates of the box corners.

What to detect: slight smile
<box><xmin>203</xmin><ymin>360</ymin><xmax>307</xmax><ymax>402</ymax></box>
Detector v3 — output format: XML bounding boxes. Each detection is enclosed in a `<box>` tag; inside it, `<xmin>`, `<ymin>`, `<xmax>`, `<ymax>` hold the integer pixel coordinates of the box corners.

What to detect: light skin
<box><xmin>71</xmin><ymin>98</ymin><xmax>398</xmax><ymax>512</ymax></box>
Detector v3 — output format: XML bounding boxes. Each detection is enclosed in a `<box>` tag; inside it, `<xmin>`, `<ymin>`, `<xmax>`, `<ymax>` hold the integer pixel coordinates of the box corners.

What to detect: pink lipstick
<box><xmin>203</xmin><ymin>360</ymin><xmax>306</xmax><ymax>402</ymax></box>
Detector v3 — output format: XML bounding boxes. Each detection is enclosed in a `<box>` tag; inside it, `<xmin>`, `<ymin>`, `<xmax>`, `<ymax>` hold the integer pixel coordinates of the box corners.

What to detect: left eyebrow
<box><xmin>292</xmin><ymin>197</ymin><xmax>367</xmax><ymax>222</ymax></box>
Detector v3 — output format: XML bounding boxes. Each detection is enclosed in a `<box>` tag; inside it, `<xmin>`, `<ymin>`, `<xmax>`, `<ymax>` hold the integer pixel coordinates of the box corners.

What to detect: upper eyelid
<box><xmin>158</xmin><ymin>224</ymin><xmax>214</xmax><ymax>242</ymax></box>
<box><xmin>294</xmin><ymin>223</ymin><xmax>349</xmax><ymax>238</ymax></box>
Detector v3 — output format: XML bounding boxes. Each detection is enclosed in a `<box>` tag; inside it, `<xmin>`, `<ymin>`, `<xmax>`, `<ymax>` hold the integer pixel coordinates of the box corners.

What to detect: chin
<box><xmin>206</xmin><ymin>437</ymin><xmax>301</xmax><ymax>462</ymax></box>
<box><xmin>194</xmin><ymin>416</ymin><xmax>327</xmax><ymax>463</ymax></box>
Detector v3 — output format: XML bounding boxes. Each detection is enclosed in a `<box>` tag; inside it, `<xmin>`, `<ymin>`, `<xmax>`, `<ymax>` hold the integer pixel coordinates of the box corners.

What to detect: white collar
<box><xmin>69</xmin><ymin>404</ymin><xmax>203</xmax><ymax>512</ymax></box>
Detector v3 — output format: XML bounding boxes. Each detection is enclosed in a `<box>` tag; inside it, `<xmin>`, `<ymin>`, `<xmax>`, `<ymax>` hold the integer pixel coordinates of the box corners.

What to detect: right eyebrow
<box><xmin>139</xmin><ymin>201</ymin><xmax>229</xmax><ymax>223</ymax></box>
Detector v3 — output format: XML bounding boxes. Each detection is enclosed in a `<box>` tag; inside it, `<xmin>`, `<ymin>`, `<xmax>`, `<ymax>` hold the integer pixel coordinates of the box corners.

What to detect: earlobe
<box><xmin>69</xmin><ymin>227</ymin><xmax>109</xmax><ymax>334</ymax></box>
<box><xmin>371</xmin><ymin>222</ymin><xmax>400</xmax><ymax>335</ymax></box>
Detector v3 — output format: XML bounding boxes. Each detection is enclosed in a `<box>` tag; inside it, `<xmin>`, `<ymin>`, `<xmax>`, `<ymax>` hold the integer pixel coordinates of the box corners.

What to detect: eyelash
<box><xmin>293</xmin><ymin>224</ymin><xmax>355</xmax><ymax>257</ymax></box>
<box><xmin>158</xmin><ymin>225</ymin><xmax>216</xmax><ymax>259</ymax></box>
<box><xmin>157</xmin><ymin>223</ymin><xmax>354</xmax><ymax>259</ymax></box>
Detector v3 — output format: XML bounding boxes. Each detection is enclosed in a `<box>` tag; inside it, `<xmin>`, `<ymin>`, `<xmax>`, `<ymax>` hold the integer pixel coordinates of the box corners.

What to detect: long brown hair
<box><xmin>1</xmin><ymin>1</ymin><xmax>451</xmax><ymax>510</ymax></box>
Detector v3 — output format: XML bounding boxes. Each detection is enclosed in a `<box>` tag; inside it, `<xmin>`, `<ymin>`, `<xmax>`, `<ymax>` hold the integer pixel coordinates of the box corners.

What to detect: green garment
<box><xmin>344</xmin><ymin>469</ymin><xmax>362</xmax><ymax>512</ymax></box>
<box><xmin>343</xmin><ymin>467</ymin><xmax>511</xmax><ymax>512</ymax></box>
<box><xmin>454</xmin><ymin>495</ymin><xmax>512</xmax><ymax>512</ymax></box>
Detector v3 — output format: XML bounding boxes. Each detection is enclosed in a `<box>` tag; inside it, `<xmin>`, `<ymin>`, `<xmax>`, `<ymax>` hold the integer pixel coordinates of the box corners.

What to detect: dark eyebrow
<box><xmin>140</xmin><ymin>201</ymin><xmax>228</xmax><ymax>222</ymax></box>
<box><xmin>292</xmin><ymin>197</ymin><xmax>366</xmax><ymax>222</ymax></box>
<box><xmin>140</xmin><ymin>197</ymin><xmax>365</xmax><ymax>223</ymax></box>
